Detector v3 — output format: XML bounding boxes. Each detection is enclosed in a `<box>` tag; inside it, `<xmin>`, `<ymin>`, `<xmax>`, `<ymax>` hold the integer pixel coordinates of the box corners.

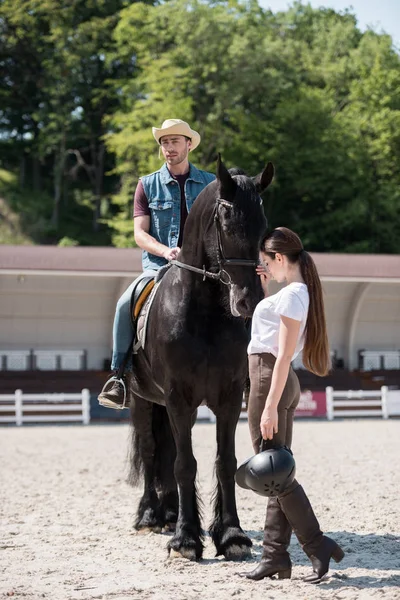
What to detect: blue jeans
<box><xmin>111</xmin><ymin>270</ymin><xmax>157</xmax><ymax>371</ymax></box>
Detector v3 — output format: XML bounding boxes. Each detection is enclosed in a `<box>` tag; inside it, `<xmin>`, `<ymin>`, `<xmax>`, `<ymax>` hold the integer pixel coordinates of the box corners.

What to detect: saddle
<box><xmin>129</xmin><ymin>275</ymin><xmax>156</xmax><ymax>327</ymax></box>
<box><xmin>129</xmin><ymin>264</ymin><xmax>171</xmax><ymax>326</ymax></box>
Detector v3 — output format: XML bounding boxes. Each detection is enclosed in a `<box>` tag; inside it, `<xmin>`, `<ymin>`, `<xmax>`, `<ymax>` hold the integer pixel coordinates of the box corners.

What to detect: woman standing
<box><xmin>239</xmin><ymin>227</ymin><xmax>344</xmax><ymax>584</ymax></box>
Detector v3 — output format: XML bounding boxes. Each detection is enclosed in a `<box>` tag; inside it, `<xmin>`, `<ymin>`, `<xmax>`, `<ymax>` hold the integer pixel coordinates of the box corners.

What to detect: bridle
<box><xmin>170</xmin><ymin>197</ymin><xmax>258</xmax><ymax>286</ymax></box>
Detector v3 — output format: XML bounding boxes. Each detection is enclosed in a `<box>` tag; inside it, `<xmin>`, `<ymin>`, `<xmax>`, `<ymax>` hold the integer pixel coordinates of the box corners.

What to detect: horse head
<box><xmin>211</xmin><ymin>154</ymin><xmax>274</xmax><ymax>317</ymax></box>
<box><xmin>175</xmin><ymin>155</ymin><xmax>273</xmax><ymax>318</ymax></box>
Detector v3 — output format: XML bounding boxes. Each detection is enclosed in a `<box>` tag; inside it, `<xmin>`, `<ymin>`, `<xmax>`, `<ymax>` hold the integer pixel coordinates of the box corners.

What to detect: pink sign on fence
<box><xmin>295</xmin><ymin>390</ymin><xmax>327</xmax><ymax>418</ymax></box>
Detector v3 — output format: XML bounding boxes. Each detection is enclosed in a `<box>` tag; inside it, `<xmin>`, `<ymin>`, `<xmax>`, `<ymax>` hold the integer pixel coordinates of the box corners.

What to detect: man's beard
<box><xmin>166</xmin><ymin>150</ymin><xmax>189</xmax><ymax>166</ymax></box>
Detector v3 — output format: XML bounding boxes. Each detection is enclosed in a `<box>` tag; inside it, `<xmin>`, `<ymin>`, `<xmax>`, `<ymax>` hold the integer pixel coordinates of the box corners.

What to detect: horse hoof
<box><xmin>224</xmin><ymin>544</ymin><xmax>252</xmax><ymax>561</ymax></box>
<box><xmin>169</xmin><ymin>548</ymin><xmax>197</xmax><ymax>561</ymax></box>
<box><xmin>136</xmin><ymin>526</ymin><xmax>162</xmax><ymax>535</ymax></box>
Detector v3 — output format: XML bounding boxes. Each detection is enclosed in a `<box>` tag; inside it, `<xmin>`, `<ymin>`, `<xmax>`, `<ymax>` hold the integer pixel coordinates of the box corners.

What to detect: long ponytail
<box><xmin>299</xmin><ymin>251</ymin><xmax>331</xmax><ymax>376</ymax></box>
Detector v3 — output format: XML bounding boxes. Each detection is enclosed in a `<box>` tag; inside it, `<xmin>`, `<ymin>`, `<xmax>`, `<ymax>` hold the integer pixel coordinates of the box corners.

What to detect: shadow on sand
<box><xmin>244</xmin><ymin>530</ymin><xmax>400</xmax><ymax>589</ymax></box>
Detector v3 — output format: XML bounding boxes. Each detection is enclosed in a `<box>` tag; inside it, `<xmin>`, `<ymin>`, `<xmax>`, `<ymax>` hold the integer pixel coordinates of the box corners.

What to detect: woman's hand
<box><xmin>256</xmin><ymin>264</ymin><xmax>272</xmax><ymax>296</ymax></box>
<box><xmin>260</xmin><ymin>403</ymin><xmax>278</xmax><ymax>440</ymax></box>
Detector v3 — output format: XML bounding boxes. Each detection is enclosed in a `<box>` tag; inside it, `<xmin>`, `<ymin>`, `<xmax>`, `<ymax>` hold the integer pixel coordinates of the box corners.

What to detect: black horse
<box><xmin>129</xmin><ymin>155</ymin><xmax>273</xmax><ymax>560</ymax></box>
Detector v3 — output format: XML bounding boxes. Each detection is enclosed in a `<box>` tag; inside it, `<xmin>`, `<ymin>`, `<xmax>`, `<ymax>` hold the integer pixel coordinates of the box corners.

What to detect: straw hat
<box><xmin>152</xmin><ymin>119</ymin><xmax>201</xmax><ymax>152</ymax></box>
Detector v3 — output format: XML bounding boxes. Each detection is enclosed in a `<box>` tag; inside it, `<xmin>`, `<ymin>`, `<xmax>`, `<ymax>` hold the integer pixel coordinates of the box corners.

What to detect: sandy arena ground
<box><xmin>1</xmin><ymin>419</ymin><xmax>399</xmax><ymax>600</ymax></box>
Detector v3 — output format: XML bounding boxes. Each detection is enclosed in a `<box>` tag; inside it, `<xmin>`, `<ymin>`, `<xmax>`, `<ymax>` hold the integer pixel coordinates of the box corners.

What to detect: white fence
<box><xmin>359</xmin><ymin>350</ymin><xmax>400</xmax><ymax>371</ymax></box>
<box><xmin>326</xmin><ymin>386</ymin><xmax>392</xmax><ymax>420</ymax></box>
<box><xmin>0</xmin><ymin>350</ymin><xmax>31</xmax><ymax>371</ymax></box>
<box><xmin>0</xmin><ymin>389</ymin><xmax>90</xmax><ymax>425</ymax></box>
<box><xmin>200</xmin><ymin>388</ymin><xmax>400</xmax><ymax>422</ymax></box>
<box><xmin>0</xmin><ymin>349</ymin><xmax>87</xmax><ymax>371</ymax></box>
<box><xmin>34</xmin><ymin>350</ymin><xmax>86</xmax><ymax>371</ymax></box>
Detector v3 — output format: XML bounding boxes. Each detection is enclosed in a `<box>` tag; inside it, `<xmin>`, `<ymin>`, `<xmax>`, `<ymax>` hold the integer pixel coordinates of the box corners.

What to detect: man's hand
<box><xmin>163</xmin><ymin>247</ymin><xmax>181</xmax><ymax>261</ymax></box>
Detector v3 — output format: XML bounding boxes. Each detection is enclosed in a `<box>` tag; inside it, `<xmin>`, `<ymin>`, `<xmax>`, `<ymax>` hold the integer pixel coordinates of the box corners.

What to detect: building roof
<box><xmin>311</xmin><ymin>252</ymin><xmax>400</xmax><ymax>282</ymax></box>
<box><xmin>0</xmin><ymin>245</ymin><xmax>399</xmax><ymax>282</ymax></box>
<box><xmin>0</xmin><ymin>245</ymin><xmax>142</xmax><ymax>277</ymax></box>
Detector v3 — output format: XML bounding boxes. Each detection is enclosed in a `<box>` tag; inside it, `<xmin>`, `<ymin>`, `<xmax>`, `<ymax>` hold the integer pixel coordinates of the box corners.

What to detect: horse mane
<box><xmin>228</xmin><ymin>167</ymin><xmax>247</xmax><ymax>176</ymax></box>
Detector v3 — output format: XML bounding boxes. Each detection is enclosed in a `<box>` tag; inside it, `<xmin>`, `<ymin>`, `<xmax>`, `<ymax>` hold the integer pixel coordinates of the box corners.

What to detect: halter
<box><xmin>170</xmin><ymin>197</ymin><xmax>258</xmax><ymax>286</ymax></box>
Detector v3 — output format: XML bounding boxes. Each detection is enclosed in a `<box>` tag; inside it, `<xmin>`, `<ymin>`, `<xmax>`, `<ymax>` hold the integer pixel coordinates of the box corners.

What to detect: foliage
<box><xmin>58</xmin><ymin>236</ymin><xmax>80</xmax><ymax>247</ymax></box>
<box><xmin>0</xmin><ymin>0</ymin><xmax>400</xmax><ymax>253</ymax></box>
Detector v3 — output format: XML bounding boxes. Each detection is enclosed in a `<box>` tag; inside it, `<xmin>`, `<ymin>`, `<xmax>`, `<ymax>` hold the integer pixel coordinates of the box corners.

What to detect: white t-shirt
<box><xmin>248</xmin><ymin>282</ymin><xmax>309</xmax><ymax>359</ymax></box>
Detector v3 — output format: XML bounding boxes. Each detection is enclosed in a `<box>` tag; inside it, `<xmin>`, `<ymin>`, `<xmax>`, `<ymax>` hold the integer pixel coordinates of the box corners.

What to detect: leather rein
<box><xmin>170</xmin><ymin>198</ymin><xmax>258</xmax><ymax>286</ymax></box>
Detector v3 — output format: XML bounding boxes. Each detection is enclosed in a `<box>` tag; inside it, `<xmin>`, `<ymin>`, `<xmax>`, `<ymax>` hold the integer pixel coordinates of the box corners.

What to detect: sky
<box><xmin>258</xmin><ymin>0</ymin><xmax>400</xmax><ymax>48</ymax></box>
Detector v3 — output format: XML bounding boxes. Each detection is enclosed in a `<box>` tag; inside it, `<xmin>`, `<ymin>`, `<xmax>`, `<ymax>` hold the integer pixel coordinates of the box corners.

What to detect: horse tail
<box><xmin>128</xmin><ymin>419</ymin><xmax>143</xmax><ymax>487</ymax></box>
<box><xmin>209</xmin><ymin>477</ymin><xmax>224</xmax><ymax>550</ymax></box>
<box><xmin>128</xmin><ymin>400</ymin><xmax>177</xmax><ymax>490</ymax></box>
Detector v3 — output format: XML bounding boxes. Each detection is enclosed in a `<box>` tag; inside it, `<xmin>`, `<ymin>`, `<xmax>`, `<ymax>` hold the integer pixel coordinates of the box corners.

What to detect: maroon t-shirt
<box><xmin>134</xmin><ymin>171</ymin><xmax>189</xmax><ymax>247</ymax></box>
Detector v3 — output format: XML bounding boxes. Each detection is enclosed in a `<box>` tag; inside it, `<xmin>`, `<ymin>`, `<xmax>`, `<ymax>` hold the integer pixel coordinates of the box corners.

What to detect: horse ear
<box><xmin>254</xmin><ymin>162</ymin><xmax>274</xmax><ymax>194</ymax></box>
<box><xmin>216</xmin><ymin>153</ymin><xmax>237</xmax><ymax>200</ymax></box>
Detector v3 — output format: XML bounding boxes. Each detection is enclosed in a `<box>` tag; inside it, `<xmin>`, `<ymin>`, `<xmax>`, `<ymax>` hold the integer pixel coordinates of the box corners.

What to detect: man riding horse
<box><xmin>98</xmin><ymin>116</ymin><xmax>274</xmax><ymax>561</ymax></box>
<box><xmin>98</xmin><ymin>119</ymin><xmax>215</xmax><ymax>409</ymax></box>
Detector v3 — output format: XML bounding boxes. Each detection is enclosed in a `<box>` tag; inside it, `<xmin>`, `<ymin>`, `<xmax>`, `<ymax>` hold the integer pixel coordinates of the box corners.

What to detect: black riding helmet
<box><xmin>235</xmin><ymin>445</ymin><xmax>296</xmax><ymax>497</ymax></box>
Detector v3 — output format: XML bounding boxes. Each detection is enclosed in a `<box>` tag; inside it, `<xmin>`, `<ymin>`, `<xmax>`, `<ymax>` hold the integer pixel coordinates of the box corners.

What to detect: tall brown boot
<box><xmin>238</xmin><ymin>497</ymin><xmax>292</xmax><ymax>580</ymax></box>
<box><xmin>278</xmin><ymin>482</ymin><xmax>344</xmax><ymax>584</ymax></box>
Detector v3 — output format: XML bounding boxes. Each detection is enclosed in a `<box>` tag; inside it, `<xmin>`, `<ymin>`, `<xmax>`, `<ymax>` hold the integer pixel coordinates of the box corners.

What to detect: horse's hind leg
<box><xmin>158</xmin><ymin>490</ymin><xmax>178</xmax><ymax>532</ymax></box>
<box><xmin>129</xmin><ymin>395</ymin><xmax>163</xmax><ymax>533</ymax></box>
<box><xmin>209</xmin><ymin>386</ymin><xmax>252</xmax><ymax>560</ymax></box>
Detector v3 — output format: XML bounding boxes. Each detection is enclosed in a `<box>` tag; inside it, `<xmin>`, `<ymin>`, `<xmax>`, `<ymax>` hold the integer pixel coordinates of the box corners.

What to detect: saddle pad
<box><xmin>134</xmin><ymin>282</ymin><xmax>160</xmax><ymax>353</ymax></box>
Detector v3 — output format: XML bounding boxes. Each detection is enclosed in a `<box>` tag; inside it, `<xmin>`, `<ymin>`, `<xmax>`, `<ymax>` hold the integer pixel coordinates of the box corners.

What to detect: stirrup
<box><xmin>100</xmin><ymin>375</ymin><xmax>127</xmax><ymax>410</ymax></box>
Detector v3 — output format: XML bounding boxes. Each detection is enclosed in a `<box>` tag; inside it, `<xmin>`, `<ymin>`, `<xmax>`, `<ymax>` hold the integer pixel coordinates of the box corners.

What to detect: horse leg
<box><xmin>166</xmin><ymin>402</ymin><xmax>203</xmax><ymax>561</ymax></box>
<box><xmin>209</xmin><ymin>387</ymin><xmax>252</xmax><ymax>560</ymax></box>
<box><xmin>129</xmin><ymin>395</ymin><xmax>163</xmax><ymax>533</ymax></box>
<box><xmin>159</xmin><ymin>409</ymin><xmax>196</xmax><ymax>532</ymax></box>
<box><xmin>159</xmin><ymin>490</ymin><xmax>179</xmax><ymax>532</ymax></box>
<box><xmin>152</xmin><ymin>402</ymin><xmax>179</xmax><ymax>532</ymax></box>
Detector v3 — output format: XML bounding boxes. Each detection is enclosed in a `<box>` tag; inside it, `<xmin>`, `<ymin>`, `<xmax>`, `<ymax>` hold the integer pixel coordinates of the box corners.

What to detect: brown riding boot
<box><xmin>278</xmin><ymin>482</ymin><xmax>344</xmax><ymax>584</ymax></box>
<box><xmin>238</xmin><ymin>497</ymin><xmax>292</xmax><ymax>580</ymax></box>
<box><xmin>97</xmin><ymin>373</ymin><xmax>130</xmax><ymax>410</ymax></box>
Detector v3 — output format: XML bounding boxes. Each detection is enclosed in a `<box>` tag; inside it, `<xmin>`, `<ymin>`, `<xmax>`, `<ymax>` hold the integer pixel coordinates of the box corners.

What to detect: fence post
<box><xmin>326</xmin><ymin>386</ymin><xmax>334</xmax><ymax>421</ymax></box>
<box><xmin>29</xmin><ymin>349</ymin><xmax>34</xmax><ymax>370</ymax></box>
<box><xmin>381</xmin><ymin>386</ymin><xmax>389</xmax><ymax>419</ymax></box>
<box><xmin>15</xmin><ymin>389</ymin><xmax>23</xmax><ymax>426</ymax></box>
<box><xmin>81</xmin><ymin>388</ymin><xmax>91</xmax><ymax>425</ymax></box>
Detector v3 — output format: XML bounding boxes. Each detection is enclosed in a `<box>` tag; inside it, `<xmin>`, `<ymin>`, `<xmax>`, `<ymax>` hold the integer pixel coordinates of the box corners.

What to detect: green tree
<box><xmin>1</xmin><ymin>0</ymin><xmax>399</xmax><ymax>252</ymax></box>
<box><xmin>0</xmin><ymin>0</ymin><xmax>138</xmax><ymax>242</ymax></box>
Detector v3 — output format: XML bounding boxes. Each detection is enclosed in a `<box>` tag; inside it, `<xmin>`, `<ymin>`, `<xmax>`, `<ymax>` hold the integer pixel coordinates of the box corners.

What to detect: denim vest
<box><xmin>140</xmin><ymin>162</ymin><xmax>216</xmax><ymax>271</ymax></box>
